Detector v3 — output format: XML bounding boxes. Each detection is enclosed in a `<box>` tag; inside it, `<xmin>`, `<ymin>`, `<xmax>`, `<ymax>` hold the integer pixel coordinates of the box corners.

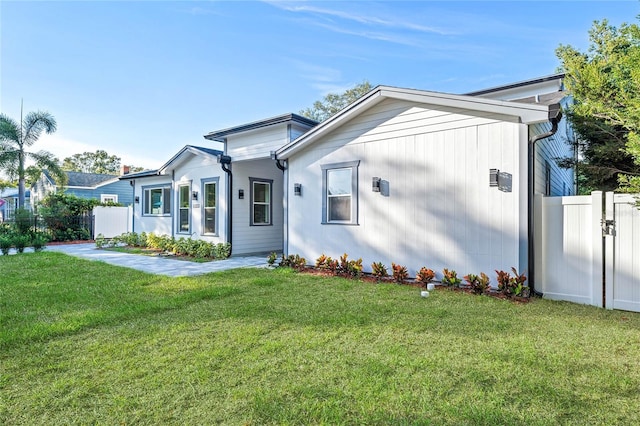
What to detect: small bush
<box><xmin>0</xmin><ymin>235</ymin><xmax>12</xmax><ymax>255</ymax></box>
<box><xmin>13</xmin><ymin>235</ymin><xmax>30</xmax><ymax>254</ymax></box>
<box><xmin>279</xmin><ymin>254</ymin><xmax>306</xmax><ymax>270</ymax></box>
<box><xmin>416</xmin><ymin>267</ymin><xmax>435</xmax><ymax>287</ymax></box>
<box><xmin>371</xmin><ymin>262</ymin><xmax>388</xmax><ymax>281</ymax></box>
<box><xmin>95</xmin><ymin>234</ymin><xmax>106</xmax><ymax>248</ymax></box>
<box><xmin>315</xmin><ymin>254</ymin><xmax>328</xmax><ymax>269</ymax></box>
<box><xmin>267</xmin><ymin>252</ymin><xmax>278</xmax><ymax>266</ymax></box>
<box><xmin>441</xmin><ymin>268</ymin><xmax>461</xmax><ymax>288</ymax></box>
<box><xmin>31</xmin><ymin>235</ymin><xmax>48</xmax><ymax>252</ymax></box>
<box><xmin>214</xmin><ymin>242</ymin><xmax>231</xmax><ymax>259</ymax></box>
<box><xmin>391</xmin><ymin>263</ymin><xmax>408</xmax><ymax>284</ymax></box>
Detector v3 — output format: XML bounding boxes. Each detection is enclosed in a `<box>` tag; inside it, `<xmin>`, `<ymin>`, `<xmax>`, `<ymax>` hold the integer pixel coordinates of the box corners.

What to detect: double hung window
<box><xmin>321</xmin><ymin>161</ymin><xmax>359</xmax><ymax>225</ymax></box>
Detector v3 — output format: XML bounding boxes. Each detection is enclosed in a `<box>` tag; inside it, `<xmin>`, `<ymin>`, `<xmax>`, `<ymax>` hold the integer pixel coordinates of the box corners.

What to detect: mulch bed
<box><xmin>47</xmin><ymin>240</ymin><xmax>95</xmax><ymax>246</ymax></box>
<box><xmin>296</xmin><ymin>266</ymin><xmax>531</xmax><ymax>303</ymax></box>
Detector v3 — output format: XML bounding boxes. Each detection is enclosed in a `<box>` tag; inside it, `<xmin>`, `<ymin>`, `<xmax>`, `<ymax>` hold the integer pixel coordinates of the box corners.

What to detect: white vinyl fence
<box><xmin>537</xmin><ymin>191</ymin><xmax>640</xmax><ymax>312</ymax></box>
<box><xmin>93</xmin><ymin>206</ymin><xmax>132</xmax><ymax>238</ymax></box>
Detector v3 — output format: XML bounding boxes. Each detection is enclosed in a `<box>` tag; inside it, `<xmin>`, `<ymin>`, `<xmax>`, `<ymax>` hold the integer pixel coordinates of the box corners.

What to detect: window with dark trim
<box><xmin>250</xmin><ymin>177</ymin><xmax>272</xmax><ymax>226</ymax></box>
<box><xmin>321</xmin><ymin>160</ymin><xmax>359</xmax><ymax>225</ymax></box>
<box><xmin>178</xmin><ymin>183</ymin><xmax>191</xmax><ymax>233</ymax></box>
<box><xmin>201</xmin><ymin>178</ymin><xmax>218</xmax><ymax>235</ymax></box>
<box><xmin>545</xmin><ymin>161</ymin><xmax>551</xmax><ymax>196</ymax></box>
<box><xmin>143</xmin><ymin>185</ymin><xmax>171</xmax><ymax>216</ymax></box>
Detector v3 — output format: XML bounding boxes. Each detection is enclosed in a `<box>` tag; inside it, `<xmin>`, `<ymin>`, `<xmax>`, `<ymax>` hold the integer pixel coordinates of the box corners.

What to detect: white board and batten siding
<box><xmin>231</xmin><ymin>158</ymin><xmax>284</xmax><ymax>255</ymax></box>
<box><xmin>226</xmin><ymin>124</ymin><xmax>289</xmax><ymax>162</ymax></box>
<box><xmin>287</xmin><ymin>98</ymin><xmax>528</xmax><ymax>277</ymax></box>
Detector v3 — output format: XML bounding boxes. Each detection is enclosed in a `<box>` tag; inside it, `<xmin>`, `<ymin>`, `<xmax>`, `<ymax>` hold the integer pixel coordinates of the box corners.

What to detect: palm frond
<box><xmin>0</xmin><ymin>114</ymin><xmax>21</xmax><ymax>146</ymax></box>
<box><xmin>29</xmin><ymin>150</ymin><xmax>66</xmax><ymax>186</ymax></box>
<box><xmin>22</xmin><ymin>111</ymin><xmax>57</xmax><ymax>147</ymax></box>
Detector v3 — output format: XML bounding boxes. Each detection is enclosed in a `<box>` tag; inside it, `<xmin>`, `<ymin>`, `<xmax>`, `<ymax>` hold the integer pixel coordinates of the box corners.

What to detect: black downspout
<box><xmin>221</xmin><ymin>162</ymin><xmax>232</xmax><ymax>248</ymax></box>
<box><xmin>528</xmin><ymin>104</ymin><xmax>562</xmax><ymax>296</ymax></box>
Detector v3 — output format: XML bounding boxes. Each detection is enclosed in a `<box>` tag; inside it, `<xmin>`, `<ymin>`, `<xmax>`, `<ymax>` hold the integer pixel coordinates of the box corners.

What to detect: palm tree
<box><xmin>0</xmin><ymin>107</ymin><xmax>65</xmax><ymax>208</ymax></box>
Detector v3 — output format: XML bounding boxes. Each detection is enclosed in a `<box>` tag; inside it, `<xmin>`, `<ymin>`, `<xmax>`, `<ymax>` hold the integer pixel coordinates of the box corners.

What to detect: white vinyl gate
<box><xmin>538</xmin><ymin>191</ymin><xmax>640</xmax><ymax>312</ymax></box>
<box><xmin>605</xmin><ymin>194</ymin><xmax>640</xmax><ymax>312</ymax></box>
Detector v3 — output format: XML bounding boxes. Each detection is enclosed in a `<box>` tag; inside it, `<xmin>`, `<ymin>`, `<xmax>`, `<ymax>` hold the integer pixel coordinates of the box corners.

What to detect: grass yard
<box><xmin>1</xmin><ymin>252</ymin><xmax>640</xmax><ymax>425</ymax></box>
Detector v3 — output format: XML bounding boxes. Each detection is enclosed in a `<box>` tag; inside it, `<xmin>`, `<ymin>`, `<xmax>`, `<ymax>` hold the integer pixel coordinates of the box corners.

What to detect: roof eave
<box><xmin>277</xmin><ymin>86</ymin><xmax>552</xmax><ymax>159</ymax></box>
<box><xmin>204</xmin><ymin>113</ymin><xmax>318</xmax><ymax>142</ymax></box>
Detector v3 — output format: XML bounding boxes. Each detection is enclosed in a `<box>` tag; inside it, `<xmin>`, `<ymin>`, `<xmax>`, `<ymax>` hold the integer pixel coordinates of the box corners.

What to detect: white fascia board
<box><xmin>277</xmin><ymin>86</ymin><xmax>551</xmax><ymax>159</ymax></box>
<box><xmin>276</xmin><ymin>90</ymin><xmax>385</xmax><ymax>159</ymax></box>
<box><xmin>157</xmin><ymin>145</ymin><xmax>219</xmax><ymax>174</ymax></box>
<box><xmin>379</xmin><ymin>87</ymin><xmax>551</xmax><ymax>123</ymax></box>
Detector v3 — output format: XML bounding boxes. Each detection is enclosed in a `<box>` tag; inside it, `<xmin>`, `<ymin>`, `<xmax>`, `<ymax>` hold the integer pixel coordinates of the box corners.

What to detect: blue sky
<box><xmin>1</xmin><ymin>1</ymin><xmax>639</xmax><ymax>170</ymax></box>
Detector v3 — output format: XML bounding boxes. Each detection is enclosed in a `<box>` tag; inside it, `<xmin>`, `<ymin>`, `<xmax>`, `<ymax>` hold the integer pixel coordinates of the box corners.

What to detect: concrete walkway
<box><xmin>24</xmin><ymin>243</ymin><xmax>270</xmax><ymax>277</ymax></box>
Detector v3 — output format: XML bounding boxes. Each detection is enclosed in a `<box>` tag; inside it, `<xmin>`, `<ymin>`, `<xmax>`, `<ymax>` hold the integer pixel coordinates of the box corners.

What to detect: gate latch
<box><xmin>601</xmin><ymin>219</ymin><xmax>616</xmax><ymax>236</ymax></box>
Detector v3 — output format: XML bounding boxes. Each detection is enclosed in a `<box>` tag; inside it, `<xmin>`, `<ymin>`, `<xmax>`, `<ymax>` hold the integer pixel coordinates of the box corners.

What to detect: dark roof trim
<box><xmin>464</xmin><ymin>73</ymin><xmax>565</xmax><ymax>96</ymax></box>
<box><xmin>118</xmin><ymin>145</ymin><xmax>223</xmax><ymax>180</ymax></box>
<box><xmin>204</xmin><ymin>113</ymin><xmax>317</xmax><ymax>142</ymax></box>
<box><xmin>119</xmin><ymin>169</ymin><xmax>159</xmax><ymax>180</ymax></box>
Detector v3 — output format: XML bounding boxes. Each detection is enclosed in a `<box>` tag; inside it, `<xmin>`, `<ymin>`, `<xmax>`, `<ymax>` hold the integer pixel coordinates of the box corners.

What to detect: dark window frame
<box><xmin>321</xmin><ymin>160</ymin><xmax>360</xmax><ymax>225</ymax></box>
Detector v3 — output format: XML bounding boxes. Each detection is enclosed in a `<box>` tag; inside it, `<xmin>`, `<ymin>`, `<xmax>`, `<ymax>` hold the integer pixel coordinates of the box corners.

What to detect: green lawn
<box><xmin>1</xmin><ymin>252</ymin><xmax>639</xmax><ymax>425</ymax></box>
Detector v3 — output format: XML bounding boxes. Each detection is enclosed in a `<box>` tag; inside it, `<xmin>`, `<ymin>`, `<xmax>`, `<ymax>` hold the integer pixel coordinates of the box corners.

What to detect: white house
<box><xmin>275</xmin><ymin>75</ymin><xmax>573</xmax><ymax>290</ymax></box>
<box><xmin>121</xmin><ymin>114</ymin><xmax>317</xmax><ymax>255</ymax></box>
<box><xmin>124</xmin><ymin>74</ymin><xmax>573</xmax><ymax>291</ymax></box>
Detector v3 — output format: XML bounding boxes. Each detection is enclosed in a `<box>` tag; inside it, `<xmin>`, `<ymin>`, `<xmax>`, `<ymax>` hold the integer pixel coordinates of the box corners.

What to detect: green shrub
<box><xmin>267</xmin><ymin>252</ymin><xmax>278</xmax><ymax>266</ymax></box>
<box><xmin>95</xmin><ymin>234</ymin><xmax>106</xmax><ymax>248</ymax></box>
<box><xmin>441</xmin><ymin>269</ymin><xmax>461</xmax><ymax>288</ymax></box>
<box><xmin>13</xmin><ymin>235</ymin><xmax>30</xmax><ymax>253</ymax></box>
<box><xmin>31</xmin><ymin>235</ymin><xmax>48</xmax><ymax>252</ymax></box>
<box><xmin>0</xmin><ymin>235</ymin><xmax>12</xmax><ymax>255</ymax></box>
<box><xmin>214</xmin><ymin>242</ymin><xmax>231</xmax><ymax>259</ymax></box>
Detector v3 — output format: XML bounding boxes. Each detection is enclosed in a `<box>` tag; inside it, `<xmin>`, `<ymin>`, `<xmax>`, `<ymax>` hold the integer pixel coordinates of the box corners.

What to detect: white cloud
<box><xmin>266</xmin><ymin>2</ymin><xmax>453</xmax><ymax>36</ymax></box>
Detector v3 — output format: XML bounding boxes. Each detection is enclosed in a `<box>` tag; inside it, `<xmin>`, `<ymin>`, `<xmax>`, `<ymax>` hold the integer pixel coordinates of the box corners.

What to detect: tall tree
<box><xmin>0</xmin><ymin>108</ymin><xmax>65</xmax><ymax>208</ymax></box>
<box><xmin>556</xmin><ymin>19</ymin><xmax>640</xmax><ymax>193</ymax></box>
<box><xmin>62</xmin><ymin>150</ymin><xmax>122</xmax><ymax>174</ymax></box>
<box><xmin>300</xmin><ymin>80</ymin><xmax>373</xmax><ymax>122</ymax></box>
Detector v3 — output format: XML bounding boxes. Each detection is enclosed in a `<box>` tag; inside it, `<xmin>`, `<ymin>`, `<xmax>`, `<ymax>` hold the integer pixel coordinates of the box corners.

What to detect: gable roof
<box><xmin>204</xmin><ymin>113</ymin><xmax>317</xmax><ymax>142</ymax></box>
<box><xmin>276</xmin><ymin>85</ymin><xmax>555</xmax><ymax>159</ymax></box>
<box><xmin>65</xmin><ymin>171</ymin><xmax>119</xmax><ymax>188</ymax></box>
<box><xmin>118</xmin><ymin>145</ymin><xmax>223</xmax><ymax>180</ymax></box>
<box><xmin>464</xmin><ymin>73</ymin><xmax>565</xmax><ymax>97</ymax></box>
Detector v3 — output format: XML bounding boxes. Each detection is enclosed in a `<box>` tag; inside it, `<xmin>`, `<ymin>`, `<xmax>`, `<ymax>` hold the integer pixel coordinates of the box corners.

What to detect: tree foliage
<box><xmin>62</xmin><ymin>150</ymin><xmax>122</xmax><ymax>174</ymax></box>
<box><xmin>0</xmin><ymin>109</ymin><xmax>65</xmax><ymax>207</ymax></box>
<box><xmin>556</xmin><ymin>19</ymin><xmax>640</xmax><ymax>193</ymax></box>
<box><xmin>299</xmin><ymin>81</ymin><xmax>373</xmax><ymax>122</ymax></box>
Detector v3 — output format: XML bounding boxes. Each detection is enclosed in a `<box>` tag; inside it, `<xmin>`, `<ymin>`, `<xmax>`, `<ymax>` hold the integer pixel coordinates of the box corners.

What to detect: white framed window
<box><xmin>321</xmin><ymin>160</ymin><xmax>359</xmax><ymax>225</ymax></box>
<box><xmin>142</xmin><ymin>185</ymin><xmax>171</xmax><ymax>216</ymax></box>
<box><xmin>100</xmin><ymin>194</ymin><xmax>118</xmax><ymax>203</ymax></box>
<box><xmin>201</xmin><ymin>178</ymin><xmax>218</xmax><ymax>235</ymax></box>
<box><xmin>250</xmin><ymin>178</ymin><xmax>272</xmax><ymax>226</ymax></box>
<box><xmin>178</xmin><ymin>183</ymin><xmax>191</xmax><ymax>233</ymax></box>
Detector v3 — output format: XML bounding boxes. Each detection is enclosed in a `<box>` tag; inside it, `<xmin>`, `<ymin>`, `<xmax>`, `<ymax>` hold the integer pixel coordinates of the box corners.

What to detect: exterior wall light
<box><xmin>135</xmin><ymin>196</ymin><xmax>140</xmax><ymax>204</ymax></box>
<box><xmin>238</xmin><ymin>189</ymin><xmax>244</xmax><ymax>199</ymax></box>
<box><xmin>294</xmin><ymin>183</ymin><xmax>302</xmax><ymax>196</ymax></box>
<box><xmin>490</xmin><ymin>169</ymin><xmax>499</xmax><ymax>187</ymax></box>
<box><xmin>372</xmin><ymin>177</ymin><xmax>381</xmax><ymax>192</ymax></box>
<box><xmin>192</xmin><ymin>191</ymin><xmax>198</xmax><ymax>201</ymax></box>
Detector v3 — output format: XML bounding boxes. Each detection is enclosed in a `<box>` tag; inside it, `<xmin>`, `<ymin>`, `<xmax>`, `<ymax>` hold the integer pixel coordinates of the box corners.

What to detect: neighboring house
<box><xmin>120</xmin><ymin>114</ymin><xmax>317</xmax><ymax>255</ymax></box>
<box><xmin>31</xmin><ymin>168</ymin><xmax>135</xmax><ymax>207</ymax></box>
<box><xmin>123</xmin><ymin>74</ymin><xmax>573</xmax><ymax>287</ymax></box>
<box><xmin>0</xmin><ymin>188</ymin><xmax>31</xmax><ymax>221</ymax></box>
